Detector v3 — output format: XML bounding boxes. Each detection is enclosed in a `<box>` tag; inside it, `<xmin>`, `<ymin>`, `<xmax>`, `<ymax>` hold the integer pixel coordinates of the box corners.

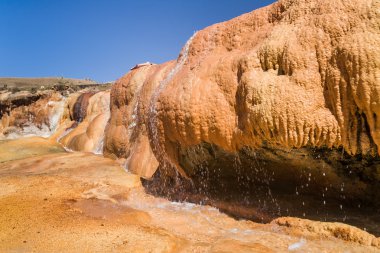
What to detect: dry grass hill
<box><xmin>0</xmin><ymin>77</ymin><xmax>96</xmax><ymax>90</ymax></box>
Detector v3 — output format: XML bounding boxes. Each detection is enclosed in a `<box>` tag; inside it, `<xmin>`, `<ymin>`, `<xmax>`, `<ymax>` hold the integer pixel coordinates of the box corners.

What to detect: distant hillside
<box><xmin>0</xmin><ymin>77</ymin><xmax>97</xmax><ymax>90</ymax></box>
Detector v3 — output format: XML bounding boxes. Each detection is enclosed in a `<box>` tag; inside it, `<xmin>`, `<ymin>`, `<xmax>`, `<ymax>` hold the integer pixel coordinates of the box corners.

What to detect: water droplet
<box><xmin>303</xmin><ymin>213</ymin><xmax>305</xmax><ymax>217</ymax></box>
<box><xmin>302</xmin><ymin>202</ymin><xmax>305</xmax><ymax>206</ymax></box>
<box><xmin>323</xmin><ymin>200</ymin><xmax>326</xmax><ymax>205</ymax></box>
<box><xmin>340</xmin><ymin>205</ymin><xmax>343</xmax><ymax>210</ymax></box>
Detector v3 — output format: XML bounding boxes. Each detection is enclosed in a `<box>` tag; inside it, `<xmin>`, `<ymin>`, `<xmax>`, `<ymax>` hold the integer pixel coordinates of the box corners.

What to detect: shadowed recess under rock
<box><xmin>143</xmin><ymin>142</ymin><xmax>380</xmax><ymax>236</ymax></box>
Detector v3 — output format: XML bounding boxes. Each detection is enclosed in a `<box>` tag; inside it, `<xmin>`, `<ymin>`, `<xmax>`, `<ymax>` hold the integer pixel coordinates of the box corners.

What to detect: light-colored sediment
<box><xmin>0</xmin><ymin>137</ymin><xmax>64</xmax><ymax>163</ymax></box>
<box><xmin>0</xmin><ymin>138</ymin><xmax>378</xmax><ymax>252</ymax></box>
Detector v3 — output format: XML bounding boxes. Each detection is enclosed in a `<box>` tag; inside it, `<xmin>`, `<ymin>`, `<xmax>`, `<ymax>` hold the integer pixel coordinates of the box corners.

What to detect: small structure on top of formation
<box><xmin>130</xmin><ymin>62</ymin><xmax>154</xmax><ymax>70</ymax></box>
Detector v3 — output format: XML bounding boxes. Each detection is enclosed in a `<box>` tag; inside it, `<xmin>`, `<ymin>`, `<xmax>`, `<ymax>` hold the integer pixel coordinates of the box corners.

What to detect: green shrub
<box><xmin>54</xmin><ymin>83</ymin><xmax>67</xmax><ymax>91</ymax></box>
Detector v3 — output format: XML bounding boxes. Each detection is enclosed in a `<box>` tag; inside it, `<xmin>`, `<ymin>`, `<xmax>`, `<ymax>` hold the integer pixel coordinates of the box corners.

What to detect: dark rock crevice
<box><xmin>143</xmin><ymin>141</ymin><xmax>380</xmax><ymax>236</ymax></box>
<box><xmin>0</xmin><ymin>93</ymin><xmax>43</xmax><ymax>117</ymax></box>
<box><xmin>72</xmin><ymin>92</ymin><xmax>96</xmax><ymax>122</ymax></box>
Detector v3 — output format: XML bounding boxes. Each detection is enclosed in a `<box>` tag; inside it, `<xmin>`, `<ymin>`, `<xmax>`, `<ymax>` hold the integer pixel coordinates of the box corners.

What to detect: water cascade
<box><xmin>148</xmin><ymin>32</ymin><xmax>197</xmax><ymax>178</ymax></box>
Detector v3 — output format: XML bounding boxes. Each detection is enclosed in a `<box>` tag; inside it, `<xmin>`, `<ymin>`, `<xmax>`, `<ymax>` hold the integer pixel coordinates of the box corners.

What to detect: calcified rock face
<box><xmin>59</xmin><ymin>91</ymin><xmax>110</xmax><ymax>153</ymax></box>
<box><xmin>0</xmin><ymin>92</ymin><xmax>65</xmax><ymax>139</ymax></box>
<box><xmin>0</xmin><ymin>89</ymin><xmax>111</xmax><ymax>154</ymax></box>
<box><xmin>105</xmin><ymin>0</ymin><xmax>380</xmax><ymax>222</ymax></box>
<box><xmin>155</xmin><ymin>0</ymin><xmax>379</xmax><ymax>159</ymax></box>
<box><xmin>104</xmin><ymin>62</ymin><xmax>175</xmax><ymax>178</ymax></box>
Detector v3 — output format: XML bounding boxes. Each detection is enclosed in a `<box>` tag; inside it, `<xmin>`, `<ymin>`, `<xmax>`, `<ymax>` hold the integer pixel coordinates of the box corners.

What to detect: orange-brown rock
<box><xmin>59</xmin><ymin>91</ymin><xmax>110</xmax><ymax>153</ymax></box>
<box><xmin>0</xmin><ymin>88</ymin><xmax>111</xmax><ymax>155</ymax></box>
<box><xmin>107</xmin><ymin>0</ymin><xmax>380</xmax><ymax>168</ymax></box>
<box><xmin>152</xmin><ymin>0</ymin><xmax>380</xmax><ymax>164</ymax></box>
<box><xmin>0</xmin><ymin>91</ymin><xmax>65</xmax><ymax>138</ymax></box>
<box><xmin>104</xmin><ymin>0</ymin><xmax>380</xmax><ymax>227</ymax></box>
<box><xmin>273</xmin><ymin>217</ymin><xmax>380</xmax><ymax>248</ymax></box>
<box><xmin>1</xmin><ymin>0</ymin><xmax>379</xmax><ymax>248</ymax></box>
<box><xmin>104</xmin><ymin>62</ymin><xmax>176</xmax><ymax>178</ymax></box>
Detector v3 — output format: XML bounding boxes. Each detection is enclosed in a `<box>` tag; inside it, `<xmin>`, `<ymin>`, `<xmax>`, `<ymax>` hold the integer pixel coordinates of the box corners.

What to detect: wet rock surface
<box><xmin>1</xmin><ymin>0</ymin><xmax>379</xmax><ymax>251</ymax></box>
<box><xmin>101</xmin><ymin>0</ymin><xmax>380</xmax><ymax>236</ymax></box>
<box><xmin>0</xmin><ymin>91</ymin><xmax>65</xmax><ymax>139</ymax></box>
<box><xmin>59</xmin><ymin>91</ymin><xmax>110</xmax><ymax>153</ymax></box>
<box><xmin>0</xmin><ymin>138</ymin><xmax>379</xmax><ymax>252</ymax></box>
<box><xmin>0</xmin><ymin>87</ymin><xmax>111</xmax><ymax>154</ymax></box>
<box><xmin>143</xmin><ymin>142</ymin><xmax>380</xmax><ymax>236</ymax></box>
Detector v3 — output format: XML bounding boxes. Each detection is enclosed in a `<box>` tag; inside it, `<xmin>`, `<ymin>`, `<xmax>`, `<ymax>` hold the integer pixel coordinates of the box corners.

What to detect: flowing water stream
<box><xmin>148</xmin><ymin>33</ymin><xmax>197</xmax><ymax>173</ymax></box>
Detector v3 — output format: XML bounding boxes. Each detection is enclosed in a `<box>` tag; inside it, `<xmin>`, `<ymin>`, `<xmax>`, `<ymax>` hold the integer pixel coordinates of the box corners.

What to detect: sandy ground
<box><xmin>0</xmin><ymin>138</ymin><xmax>378</xmax><ymax>252</ymax></box>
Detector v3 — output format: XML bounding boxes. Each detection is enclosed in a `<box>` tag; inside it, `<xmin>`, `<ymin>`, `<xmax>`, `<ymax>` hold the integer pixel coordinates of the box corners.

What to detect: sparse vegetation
<box><xmin>0</xmin><ymin>77</ymin><xmax>96</xmax><ymax>91</ymax></box>
<box><xmin>11</xmin><ymin>87</ymin><xmax>20</xmax><ymax>93</ymax></box>
<box><xmin>0</xmin><ymin>77</ymin><xmax>112</xmax><ymax>95</ymax></box>
<box><xmin>0</xmin><ymin>84</ymin><xmax>8</xmax><ymax>91</ymax></box>
<box><xmin>30</xmin><ymin>87</ymin><xmax>38</xmax><ymax>94</ymax></box>
<box><xmin>54</xmin><ymin>83</ymin><xmax>68</xmax><ymax>91</ymax></box>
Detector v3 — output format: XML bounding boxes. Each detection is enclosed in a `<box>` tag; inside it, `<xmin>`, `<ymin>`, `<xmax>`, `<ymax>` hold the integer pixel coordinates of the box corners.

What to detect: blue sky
<box><xmin>0</xmin><ymin>0</ymin><xmax>275</xmax><ymax>82</ymax></box>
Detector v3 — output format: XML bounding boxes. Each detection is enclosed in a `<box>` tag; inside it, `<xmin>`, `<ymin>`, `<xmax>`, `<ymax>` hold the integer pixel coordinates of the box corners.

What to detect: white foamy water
<box><xmin>127</xmin><ymin>98</ymin><xmax>139</xmax><ymax>138</ymax></box>
<box><xmin>288</xmin><ymin>238</ymin><xmax>307</xmax><ymax>251</ymax></box>
<box><xmin>93</xmin><ymin>137</ymin><xmax>105</xmax><ymax>155</ymax></box>
<box><xmin>3</xmin><ymin>124</ymin><xmax>53</xmax><ymax>140</ymax></box>
<box><xmin>121</xmin><ymin>188</ymin><xmax>276</xmax><ymax>244</ymax></box>
<box><xmin>117</xmin><ymin>188</ymin><xmax>349</xmax><ymax>252</ymax></box>
<box><xmin>48</xmin><ymin>99</ymin><xmax>66</xmax><ymax>132</ymax></box>
<box><xmin>92</xmin><ymin>110</ymin><xmax>110</xmax><ymax>155</ymax></box>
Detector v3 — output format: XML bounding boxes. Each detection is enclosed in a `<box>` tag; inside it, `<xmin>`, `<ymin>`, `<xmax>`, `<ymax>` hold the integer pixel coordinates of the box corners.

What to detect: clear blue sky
<box><xmin>0</xmin><ymin>0</ymin><xmax>275</xmax><ymax>82</ymax></box>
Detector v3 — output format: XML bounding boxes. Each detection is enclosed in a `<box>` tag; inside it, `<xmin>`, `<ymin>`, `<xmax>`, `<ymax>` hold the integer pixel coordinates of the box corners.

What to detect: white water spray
<box><xmin>148</xmin><ymin>32</ymin><xmax>197</xmax><ymax>170</ymax></box>
<box><xmin>93</xmin><ymin>133</ymin><xmax>106</xmax><ymax>155</ymax></box>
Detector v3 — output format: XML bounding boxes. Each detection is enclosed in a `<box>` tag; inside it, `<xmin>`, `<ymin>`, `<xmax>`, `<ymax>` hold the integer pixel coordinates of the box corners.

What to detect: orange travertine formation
<box><xmin>104</xmin><ymin>0</ymin><xmax>380</xmax><ymax>179</ymax></box>
<box><xmin>59</xmin><ymin>91</ymin><xmax>110</xmax><ymax>153</ymax></box>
